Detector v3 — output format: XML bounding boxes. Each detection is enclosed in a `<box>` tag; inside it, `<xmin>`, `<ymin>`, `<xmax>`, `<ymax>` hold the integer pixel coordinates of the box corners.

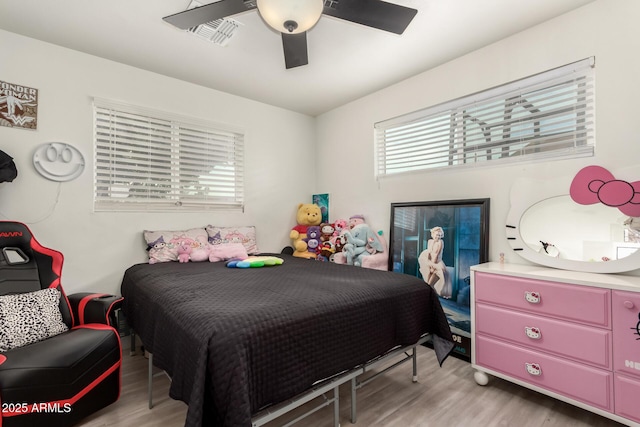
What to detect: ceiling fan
<box><xmin>163</xmin><ymin>0</ymin><xmax>418</xmax><ymax>69</ymax></box>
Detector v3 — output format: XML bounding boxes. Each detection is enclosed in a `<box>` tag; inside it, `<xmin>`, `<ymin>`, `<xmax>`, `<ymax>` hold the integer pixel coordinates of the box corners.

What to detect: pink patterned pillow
<box><xmin>205</xmin><ymin>225</ymin><xmax>259</xmax><ymax>254</ymax></box>
<box><xmin>143</xmin><ymin>228</ymin><xmax>208</xmax><ymax>263</ymax></box>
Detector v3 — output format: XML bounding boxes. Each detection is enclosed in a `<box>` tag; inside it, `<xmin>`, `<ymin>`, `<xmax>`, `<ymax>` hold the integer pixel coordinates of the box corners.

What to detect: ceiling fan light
<box><xmin>257</xmin><ymin>0</ymin><xmax>323</xmax><ymax>34</ymax></box>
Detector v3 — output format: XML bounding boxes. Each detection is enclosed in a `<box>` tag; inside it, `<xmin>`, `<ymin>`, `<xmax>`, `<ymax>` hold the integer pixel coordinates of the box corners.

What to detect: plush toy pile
<box><xmin>288</xmin><ymin>209</ymin><xmax>383</xmax><ymax>266</ymax></box>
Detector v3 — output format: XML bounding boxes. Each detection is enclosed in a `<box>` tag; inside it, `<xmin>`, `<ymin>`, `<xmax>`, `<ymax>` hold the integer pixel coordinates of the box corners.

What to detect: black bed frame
<box><xmin>133</xmin><ymin>333</ymin><xmax>431</xmax><ymax>427</ymax></box>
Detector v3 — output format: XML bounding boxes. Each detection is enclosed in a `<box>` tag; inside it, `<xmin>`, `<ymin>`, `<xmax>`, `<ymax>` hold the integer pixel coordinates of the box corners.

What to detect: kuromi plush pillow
<box><xmin>205</xmin><ymin>226</ymin><xmax>259</xmax><ymax>254</ymax></box>
<box><xmin>143</xmin><ymin>228</ymin><xmax>209</xmax><ymax>264</ymax></box>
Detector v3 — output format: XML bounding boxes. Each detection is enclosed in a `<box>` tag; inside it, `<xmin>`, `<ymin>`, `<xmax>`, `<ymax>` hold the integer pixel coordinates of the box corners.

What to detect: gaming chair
<box><xmin>0</xmin><ymin>221</ymin><xmax>123</xmax><ymax>427</ymax></box>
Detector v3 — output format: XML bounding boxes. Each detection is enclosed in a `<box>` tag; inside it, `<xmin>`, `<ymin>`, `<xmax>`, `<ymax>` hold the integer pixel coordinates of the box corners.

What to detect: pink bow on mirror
<box><xmin>570</xmin><ymin>165</ymin><xmax>640</xmax><ymax>217</ymax></box>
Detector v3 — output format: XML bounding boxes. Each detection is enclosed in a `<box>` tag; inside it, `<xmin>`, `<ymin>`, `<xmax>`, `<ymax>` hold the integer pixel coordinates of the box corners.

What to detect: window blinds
<box><xmin>93</xmin><ymin>99</ymin><xmax>244</xmax><ymax>211</ymax></box>
<box><xmin>375</xmin><ymin>58</ymin><xmax>595</xmax><ymax>177</ymax></box>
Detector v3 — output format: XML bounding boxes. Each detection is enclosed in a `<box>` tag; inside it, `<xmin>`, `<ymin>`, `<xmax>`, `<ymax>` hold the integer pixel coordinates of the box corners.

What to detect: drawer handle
<box><xmin>623</xmin><ymin>300</ymin><xmax>635</xmax><ymax>309</ymax></box>
<box><xmin>524</xmin><ymin>291</ymin><xmax>541</xmax><ymax>304</ymax></box>
<box><xmin>524</xmin><ymin>326</ymin><xmax>542</xmax><ymax>339</ymax></box>
<box><xmin>525</xmin><ymin>362</ymin><xmax>542</xmax><ymax>376</ymax></box>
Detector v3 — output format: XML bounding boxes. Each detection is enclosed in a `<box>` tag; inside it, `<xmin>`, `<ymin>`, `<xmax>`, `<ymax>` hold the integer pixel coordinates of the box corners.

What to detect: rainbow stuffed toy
<box><xmin>226</xmin><ymin>256</ymin><xmax>284</xmax><ymax>268</ymax></box>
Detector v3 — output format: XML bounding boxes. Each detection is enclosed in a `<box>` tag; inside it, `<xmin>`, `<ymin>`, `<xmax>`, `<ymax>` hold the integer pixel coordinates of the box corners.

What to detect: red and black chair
<box><xmin>0</xmin><ymin>221</ymin><xmax>122</xmax><ymax>427</ymax></box>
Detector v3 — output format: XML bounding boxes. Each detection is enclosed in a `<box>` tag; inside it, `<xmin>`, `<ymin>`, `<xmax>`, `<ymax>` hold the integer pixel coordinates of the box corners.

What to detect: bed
<box><xmin>120</xmin><ymin>254</ymin><xmax>454</xmax><ymax>427</ymax></box>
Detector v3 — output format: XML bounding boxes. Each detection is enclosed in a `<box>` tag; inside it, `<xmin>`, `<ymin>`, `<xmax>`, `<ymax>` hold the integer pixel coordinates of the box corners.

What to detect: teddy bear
<box><xmin>334</xmin><ymin>234</ymin><xmax>346</xmax><ymax>253</ymax></box>
<box><xmin>319</xmin><ymin>223</ymin><xmax>334</xmax><ymax>243</ymax></box>
<box><xmin>333</xmin><ymin>219</ymin><xmax>348</xmax><ymax>235</ymax></box>
<box><xmin>177</xmin><ymin>242</ymin><xmax>192</xmax><ymax>263</ymax></box>
<box><xmin>305</xmin><ymin>225</ymin><xmax>321</xmax><ymax>255</ymax></box>
<box><xmin>317</xmin><ymin>241</ymin><xmax>335</xmax><ymax>262</ymax></box>
<box><xmin>289</xmin><ymin>203</ymin><xmax>322</xmax><ymax>258</ymax></box>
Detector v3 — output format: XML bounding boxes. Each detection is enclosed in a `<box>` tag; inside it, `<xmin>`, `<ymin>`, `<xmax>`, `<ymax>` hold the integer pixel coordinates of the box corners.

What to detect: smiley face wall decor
<box><xmin>33</xmin><ymin>142</ymin><xmax>85</xmax><ymax>182</ymax></box>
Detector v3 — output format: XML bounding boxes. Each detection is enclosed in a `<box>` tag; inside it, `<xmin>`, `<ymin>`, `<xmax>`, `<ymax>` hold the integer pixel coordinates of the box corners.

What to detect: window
<box><xmin>93</xmin><ymin>99</ymin><xmax>244</xmax><ymax>211</ymax></box>
<box><xmin>375</xmin><ymin>58</ymin><xmax>595</xmax><ymax>177</ymax></box>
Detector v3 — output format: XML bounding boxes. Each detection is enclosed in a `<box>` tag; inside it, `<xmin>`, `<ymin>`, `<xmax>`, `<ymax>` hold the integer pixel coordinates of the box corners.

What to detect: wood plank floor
<box><xmin>81</xmin><ymin>343</ymin><xmax>625</xmax><ymax>427</ymax></box>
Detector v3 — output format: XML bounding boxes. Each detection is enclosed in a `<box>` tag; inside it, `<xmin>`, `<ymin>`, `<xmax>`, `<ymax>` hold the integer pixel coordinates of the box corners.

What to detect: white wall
<box><xmin>315</xmin><ymin>0</ymin><xmax>640</xmax><ymax>275</ymax></box>
<box><xmin>0</xmin><ymin>29</ymin><xmax>316</xmax><ymax>295</ymax></box>
<box><xmin>2</xmin><ymin>0</ymin><xmax>639</xmax><ymax>298</ymax></box>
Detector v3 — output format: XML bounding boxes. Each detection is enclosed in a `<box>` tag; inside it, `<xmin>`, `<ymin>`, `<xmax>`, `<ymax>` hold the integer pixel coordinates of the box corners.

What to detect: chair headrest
<box><xmin>0</xmin><ymin>221</ymin><xmax>63</xmax><ymax>294</ymax></box>
<box><xmin>0</xmin><ymin>221</ymin><xmax>72</xmax><ymax>326</ymax></box>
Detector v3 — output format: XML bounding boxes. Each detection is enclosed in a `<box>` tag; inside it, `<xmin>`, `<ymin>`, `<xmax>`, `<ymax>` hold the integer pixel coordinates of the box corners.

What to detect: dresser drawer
<box><xmin>612</xmin><ymin>290</ymin><xmax>640</xmax><ymax>378</ymax></box>
<box><xmin>474</xmin><ymin>272</ymin><xmax>611</xmax><ymax>328</ymax></box>
<box><xmin>615</xmin><ymin>373</ymin><xmax>640</xmax><ymax>423</ymax></box>
<box><xmin>476</xmin><ymin>303</ymin><xmax>612</xmax><ymax>369</ymax></box>
<box><xmin>475</xmin><ymin>335</ymin><xmax>614</xmax><ymax>411</ymax></box>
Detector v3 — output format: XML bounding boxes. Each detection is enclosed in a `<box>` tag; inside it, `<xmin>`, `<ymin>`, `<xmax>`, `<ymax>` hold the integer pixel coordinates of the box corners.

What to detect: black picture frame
<box><xmin>389</xmin><ymin>198</ymin><xmax>490</xmax><ymax>361</ymax></box>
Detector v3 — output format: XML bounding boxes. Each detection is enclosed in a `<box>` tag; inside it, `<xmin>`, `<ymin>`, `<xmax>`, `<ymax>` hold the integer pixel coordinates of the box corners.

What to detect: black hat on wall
<box><xmin>0</xmin><ymin>150</ymin><xmax>18</xmax><ymax>183</ymax></box>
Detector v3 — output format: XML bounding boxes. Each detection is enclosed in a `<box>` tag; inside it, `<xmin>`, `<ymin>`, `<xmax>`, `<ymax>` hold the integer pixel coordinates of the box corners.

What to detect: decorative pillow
<box><xmin>0</xmin><ymin>288</ymin><xmax>68</xmax><ymax>352</ymax></box>
<box><xmin>205</xmin><ymin>225</ymin><xmax>259</xmax><ymax>254</ymax></box>
<box><xmin>143</xmin><ymin>228</ymin><xmax>209</xmax><ymax>264</ymax></box>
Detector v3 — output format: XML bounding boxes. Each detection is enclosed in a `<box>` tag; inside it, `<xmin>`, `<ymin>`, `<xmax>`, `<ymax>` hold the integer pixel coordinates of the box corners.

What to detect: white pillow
<box><xmin>0</xmin><ymin>288</ymin><xmax>69</xmax><ymax>352</ymax></box>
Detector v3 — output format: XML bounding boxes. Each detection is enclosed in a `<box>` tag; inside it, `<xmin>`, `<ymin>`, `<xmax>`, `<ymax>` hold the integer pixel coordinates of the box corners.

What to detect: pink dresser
<box><xmin>471</xmin><ymin>262</ymin><xmax>640</xmax><ymax>426</ymax></box>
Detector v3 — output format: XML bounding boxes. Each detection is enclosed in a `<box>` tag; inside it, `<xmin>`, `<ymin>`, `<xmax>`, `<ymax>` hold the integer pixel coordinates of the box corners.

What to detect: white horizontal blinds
<box><xmin>176</xmin><ymin>124</ymin><xmax>244</xmax><ymax>207</ymax></box>
<box><xmin>94</xmin><ymin>99</ymin><xmax>244</xmax><ymax>211</ymax></box>
<box><xmin>375</xmin><ymin>58</ymin><xmax>595</xmax><ymax>177</ymax></box>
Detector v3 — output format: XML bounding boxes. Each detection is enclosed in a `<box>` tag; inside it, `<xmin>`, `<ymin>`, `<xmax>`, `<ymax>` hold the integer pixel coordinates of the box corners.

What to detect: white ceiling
<box><xmin>0</xmin><ymin>0</ymin><xmax>596</xmax><ymax>116</ymax></box>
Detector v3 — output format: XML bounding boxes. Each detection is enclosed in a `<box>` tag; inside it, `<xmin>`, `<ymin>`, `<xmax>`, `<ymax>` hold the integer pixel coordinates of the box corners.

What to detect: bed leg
<box><xmin>412</xmin><ymin>346</ymin><xmax>418</xmax><ymax>382</ymax></box>
<box><xmin>148</xmin><ymin>353</ymin><xmax>154</xmax><ymax>409</ymax></box>
<box><xmin>333</xmin><ymin>385</ymin><xmax>340</xmax><ymax>427</ymax></box>
<box><xmin>350</xmin><ymin>377</ymin><xmax>357</xmax><ymax>423</ymax></box>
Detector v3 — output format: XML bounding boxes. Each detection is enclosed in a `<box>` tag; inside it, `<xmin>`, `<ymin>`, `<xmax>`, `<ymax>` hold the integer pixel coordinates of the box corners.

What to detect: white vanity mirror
<box><xmin>506</xmin><ymin>167</ymin><xmax>640</xmax><ymax>274</ymax></box>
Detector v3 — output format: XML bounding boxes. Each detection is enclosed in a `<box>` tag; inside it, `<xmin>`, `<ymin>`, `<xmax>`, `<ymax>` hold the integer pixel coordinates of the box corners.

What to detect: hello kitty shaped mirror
<box><xmin>506</xmin><ymin>165</ymin><xmax>640</xmax><ymax>273</ymax></box>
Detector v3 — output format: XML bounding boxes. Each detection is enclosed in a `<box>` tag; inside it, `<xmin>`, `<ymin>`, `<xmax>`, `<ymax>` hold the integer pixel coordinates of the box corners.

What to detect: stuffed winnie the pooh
<box><xmin>290</xmin><ymin>203</ymin><xmax>322</xmax><ymax>258</ymax></box>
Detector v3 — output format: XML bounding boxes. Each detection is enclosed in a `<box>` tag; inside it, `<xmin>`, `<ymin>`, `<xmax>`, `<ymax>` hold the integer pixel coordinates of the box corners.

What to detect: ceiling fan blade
<box><xmin>282</xmin><ymin>32</ymin><xmax>308</xmax><ymax>69</ymax></box>
<box><xmin>323</xmin><ymin>0</ymin><xmax>417</xmax><ymax>35</ymax></box>
<box><xmin>163</xmin><ymin>0</ymin><xmax>256</xmax><ymax>30</ymax></box>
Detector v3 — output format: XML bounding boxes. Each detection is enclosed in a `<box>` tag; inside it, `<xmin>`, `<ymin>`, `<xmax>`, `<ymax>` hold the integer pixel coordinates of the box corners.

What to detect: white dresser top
<box><xmin>471</xmin><ymin>262</ymin><xmax>640</xmax><ymax>292</ymax></box>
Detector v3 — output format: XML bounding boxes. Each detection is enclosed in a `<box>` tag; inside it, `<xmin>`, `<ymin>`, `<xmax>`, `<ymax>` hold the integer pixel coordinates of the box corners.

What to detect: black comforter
<box><xmin>121</xmin><ymin>255</ymin><xmax>454</xmax><ymax>427</ymax></box>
